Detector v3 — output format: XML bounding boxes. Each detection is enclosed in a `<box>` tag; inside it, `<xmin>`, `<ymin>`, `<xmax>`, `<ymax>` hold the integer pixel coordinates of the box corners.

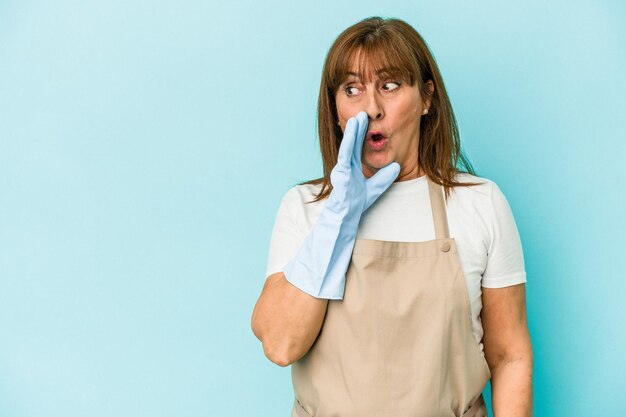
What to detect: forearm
<box><xmin>252</xmin><ymin>114</ymin><xmax>398</xmax><ymax>366</ymax></box>
<box><xmin>490</xmin><ymin>355</ymin><xmax>533</xmax><ymax>417</ymax></box>
<box><xmin>251</xmin><ymin>272</ymin><xmax>328</xmax><ymax>367</ymax></box>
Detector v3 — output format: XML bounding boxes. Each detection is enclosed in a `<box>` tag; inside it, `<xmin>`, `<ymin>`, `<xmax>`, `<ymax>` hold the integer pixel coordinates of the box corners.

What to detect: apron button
<box><xmin>441</xmin><ymin>242</ymin><xmax>451</xmax><ymax>252</ymax></box>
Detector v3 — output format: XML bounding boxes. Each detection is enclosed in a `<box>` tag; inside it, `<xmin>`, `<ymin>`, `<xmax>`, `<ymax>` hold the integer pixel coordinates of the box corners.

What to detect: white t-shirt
<box><xmin>265</xmin><ymin>172</ymin><xmax>527</xmax><ymax>351</ymax></box>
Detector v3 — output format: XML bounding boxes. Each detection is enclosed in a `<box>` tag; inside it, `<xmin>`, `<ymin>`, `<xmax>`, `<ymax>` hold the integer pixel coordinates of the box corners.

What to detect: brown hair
<box><xmin>300</xmin><ymin>16</ymin><xmax>483</xmax><ymax>203</ymax></box>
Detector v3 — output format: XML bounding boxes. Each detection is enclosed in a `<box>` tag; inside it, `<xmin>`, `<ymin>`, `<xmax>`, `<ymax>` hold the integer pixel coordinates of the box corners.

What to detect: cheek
<box><xmin>396</xmin><ymin>93</ymin><xmax>420</xmax><ymax>114</ymax></box>
<box><xmin>392</xmin><ymin>96</ymin><xmax>420</xmax><ymax>124</ymax></box>
<box><xmin>335</xmin><ymin>97</ymin><xmax>354</xmax><ymax>130</ymax></box>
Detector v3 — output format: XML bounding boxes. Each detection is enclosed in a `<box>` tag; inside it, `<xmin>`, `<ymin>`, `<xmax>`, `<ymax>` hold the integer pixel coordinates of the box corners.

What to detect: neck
<box><xmin>395</xmin><ymin>162</ymin><xmax>424</xmax><ymax>182</ymax></box>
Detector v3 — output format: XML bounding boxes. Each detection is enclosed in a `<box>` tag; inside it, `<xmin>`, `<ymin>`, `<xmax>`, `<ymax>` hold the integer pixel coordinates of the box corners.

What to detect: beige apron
<box><xmin>290</xmin><ymin>178</ymin><xmax>491</xmax><ymax>417</ymax></box>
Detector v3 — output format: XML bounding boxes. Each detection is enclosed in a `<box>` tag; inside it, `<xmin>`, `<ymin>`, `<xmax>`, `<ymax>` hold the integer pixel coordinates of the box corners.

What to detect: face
<box><xmin>335</xmin><ymin>56</ymin><xmax>433</xmax><ymax>181</ymax></box>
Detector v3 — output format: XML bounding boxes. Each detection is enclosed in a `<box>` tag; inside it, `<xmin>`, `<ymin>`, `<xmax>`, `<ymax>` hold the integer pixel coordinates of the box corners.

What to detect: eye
<box><xmin>344</xmin><ymin>85</ymin><xmax>360</xmax><ymax>96</ymax></box>
<box><xmin>382</xmin><ymin>81</ymin><xmax>401</xmax><ymax>91</ymax></box>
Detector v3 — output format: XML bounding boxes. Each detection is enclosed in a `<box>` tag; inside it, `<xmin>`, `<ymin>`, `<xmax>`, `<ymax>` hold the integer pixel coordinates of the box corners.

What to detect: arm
<box><xmin>481</xmin><ymin>283</ymin><xmax>533</xmax><ymax>417</ymax></box>
<box><xmin>251</xmin><ymin>272</ymin><xmax>328</xmax><ymax>367</ymax></box>
<box><xmin>251</xmin><ymin>112</ymin><xmax>399</xmax><ymax>367</ymax></box>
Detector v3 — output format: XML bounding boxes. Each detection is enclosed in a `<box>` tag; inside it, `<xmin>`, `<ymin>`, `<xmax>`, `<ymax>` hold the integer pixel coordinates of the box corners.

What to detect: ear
<box><xmin>423</xmin><ymin>80</ymin><xmax>434</xmax><ymax>108</ymax></box>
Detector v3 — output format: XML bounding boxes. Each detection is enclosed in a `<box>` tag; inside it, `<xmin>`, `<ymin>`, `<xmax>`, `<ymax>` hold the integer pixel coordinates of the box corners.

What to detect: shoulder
<box><xmin>452</xmin><ymin>173</ymin><xmax>520</xmax><ymax>240</ymax></box>
<box><xmin>453</xmin><ymin>173</ymin><xmax>514</xmax><ymax>209</ymax></box>
<box><xmin>281</xmin><ymin>182</ymin><xmax>325</xmax><ymax>207</ymax></box>
<box><xmin>448</xmin><ymin>173</ymin><xmax>515</xmax><ymax>226</ymax></box>
<box><xmin>276</xmin><ymin>182</ymin><xmax>326</xmax><ymax>224</ymax></box>
<box><xmin>450</xmin><ymin>172</ymin><xmax>499</xmax><ymax>201</ymax></box>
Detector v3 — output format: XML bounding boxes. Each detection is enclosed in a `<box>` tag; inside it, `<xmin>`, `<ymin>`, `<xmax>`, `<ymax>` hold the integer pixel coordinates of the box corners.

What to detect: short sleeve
<box><xmin>265</xmin><ymin>189</ymin><xmax>308</xmax><ymax>279</ymax></box>
<box><xmin>481</xmin><ymin>182</ymin><xmax>527</xmax><ymax>288</ymax></box>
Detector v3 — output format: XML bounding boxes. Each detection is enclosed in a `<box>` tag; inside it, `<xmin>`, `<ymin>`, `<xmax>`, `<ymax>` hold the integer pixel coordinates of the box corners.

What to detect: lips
<box><xmin>366</xmin><ymin>130</ymin><xmax>387</xmax><ymax>142</ymax></box>
<box><xmin>365</xmin><ymin>130</ymin><xmax>388</xmax><ymax>151</ymax></box>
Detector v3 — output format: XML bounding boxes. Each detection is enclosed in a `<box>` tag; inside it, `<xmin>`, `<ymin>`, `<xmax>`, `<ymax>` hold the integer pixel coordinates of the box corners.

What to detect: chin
<box><xmin>365</xmin><ymin>154</ymin><xmax>394</xmax><ymax>169</ymax></box>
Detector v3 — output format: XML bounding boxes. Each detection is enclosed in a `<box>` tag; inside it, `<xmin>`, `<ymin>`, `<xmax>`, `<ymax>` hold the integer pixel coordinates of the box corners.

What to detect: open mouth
<box><xmin>365</xmin><ymin>130</ymin><xmax>388</xmax><ymax>150</ymax></box>
<box><xmin>367</xmin><ymin>130</ymin><xmax>387</xmax><ymax>141</ymax></box>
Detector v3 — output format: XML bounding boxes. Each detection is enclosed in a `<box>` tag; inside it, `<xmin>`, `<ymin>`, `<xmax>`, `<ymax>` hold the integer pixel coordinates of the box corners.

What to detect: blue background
<box><xmin>1</xmin><ymin>1</ymin><xmax>625</xmax><ymax>416</ymax></box>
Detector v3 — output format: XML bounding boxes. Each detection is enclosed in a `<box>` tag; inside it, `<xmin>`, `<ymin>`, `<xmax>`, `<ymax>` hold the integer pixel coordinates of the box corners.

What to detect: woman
<box><xmin>251</xmin><ymin>17</ymin><xmax>532</xmax><ymax>417</ymax></box>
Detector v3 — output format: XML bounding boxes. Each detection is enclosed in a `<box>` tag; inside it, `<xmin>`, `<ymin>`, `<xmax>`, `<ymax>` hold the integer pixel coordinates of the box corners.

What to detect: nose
<box><xmin>364</xmin><ymin>90</ymin><xmax>384</xmax><ymax>121</ymax></box>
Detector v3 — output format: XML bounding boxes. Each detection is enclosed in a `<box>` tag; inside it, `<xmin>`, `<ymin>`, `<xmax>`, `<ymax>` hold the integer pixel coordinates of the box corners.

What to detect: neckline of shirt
<box><xmin>304</xmin><ymin>173</ymin><xmax>472</xmax><ymax>197</ymax></box>
<box><xmin>385</xmin><ymin>174</ymin><xmax>428</xmax><ymax>195</ymax></box>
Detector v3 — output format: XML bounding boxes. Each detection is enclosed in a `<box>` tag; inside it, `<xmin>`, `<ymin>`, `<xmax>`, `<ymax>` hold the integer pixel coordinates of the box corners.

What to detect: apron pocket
<box><xmin>292</xmin><ymin>398</ymin><xmax>313</xmax><ymax>417</ymax></box>
<box><xmin>461</xmin><ymin>394</ymin><xmax>487</xmax><ymax>417</ymax></box>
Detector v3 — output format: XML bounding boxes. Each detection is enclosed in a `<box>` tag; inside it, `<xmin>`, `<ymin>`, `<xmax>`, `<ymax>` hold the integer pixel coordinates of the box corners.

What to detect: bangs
<box><xmin>329</xmin><ymin>34</ymin><xmax>420</xmax><ymax>90</ymax></box>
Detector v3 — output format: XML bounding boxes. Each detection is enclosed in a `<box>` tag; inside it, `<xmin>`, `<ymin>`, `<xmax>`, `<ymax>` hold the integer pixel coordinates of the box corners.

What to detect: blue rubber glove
<box><xmin>282</xmin><ymin>111</ymin><xmax>401</xmax><ymax>299</ymax></box>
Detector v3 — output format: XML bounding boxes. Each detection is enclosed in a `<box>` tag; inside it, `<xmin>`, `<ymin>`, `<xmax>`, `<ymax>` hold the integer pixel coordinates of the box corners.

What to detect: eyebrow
<box><xmin>345</xmin><ymin>68</ymin><xmax>396</xmax><ymax>79</ymax></box>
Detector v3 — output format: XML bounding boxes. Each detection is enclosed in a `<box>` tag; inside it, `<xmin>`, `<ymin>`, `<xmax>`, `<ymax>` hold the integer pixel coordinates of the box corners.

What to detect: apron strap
<box><xmin>427</xmin><ymin>177</ymin><xmax>450</xmax><ymax>240</ymax></box>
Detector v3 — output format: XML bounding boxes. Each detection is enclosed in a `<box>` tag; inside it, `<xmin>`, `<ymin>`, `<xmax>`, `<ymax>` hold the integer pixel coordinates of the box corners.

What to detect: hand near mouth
<box><xmin>281</xmin><ymin>111</ymin><xmax>400</xmax><ymax>299</ymax></box>
<box><xmin>331</xmin><ymin>111</ymin><xmax>400</xmax><ymax>213</ymax></box>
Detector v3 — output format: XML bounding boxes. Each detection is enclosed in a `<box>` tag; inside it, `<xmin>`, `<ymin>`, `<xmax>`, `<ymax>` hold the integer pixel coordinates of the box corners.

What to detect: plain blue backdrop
<box><xmin>1</xmin><ymin>1</ymin><xmax>625</xmax><ymax>416</ymax></box>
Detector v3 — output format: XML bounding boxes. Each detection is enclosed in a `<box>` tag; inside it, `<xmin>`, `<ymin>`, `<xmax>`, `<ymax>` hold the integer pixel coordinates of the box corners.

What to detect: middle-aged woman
<box><xmin>251</xmin><ymin>16</ymin><xmax>533</xmax><ymax>417</ymax></box>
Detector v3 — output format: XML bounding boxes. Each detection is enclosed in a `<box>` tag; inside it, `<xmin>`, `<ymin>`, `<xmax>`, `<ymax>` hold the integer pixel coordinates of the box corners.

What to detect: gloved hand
<box><xmin>282</xmin><ymin>111</ymin><xmax>401</xmax><ymax>299</ymax></box>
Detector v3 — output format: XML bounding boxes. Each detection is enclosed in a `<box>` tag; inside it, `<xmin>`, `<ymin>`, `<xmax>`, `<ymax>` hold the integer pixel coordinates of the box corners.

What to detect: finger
<box><xmin>352</xmin><ymin>111</ymin><xmax>368</xmax><ymax>168</ymax></box>
<box><xmin>363</xmin><ymin>162</ymin><xmax>401</xmax><ymax>211</ymax></box>
<box><xmin>337</xmin><ymin>116</ymin><xmax>357</xmax><ymax>171</ymax></box>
